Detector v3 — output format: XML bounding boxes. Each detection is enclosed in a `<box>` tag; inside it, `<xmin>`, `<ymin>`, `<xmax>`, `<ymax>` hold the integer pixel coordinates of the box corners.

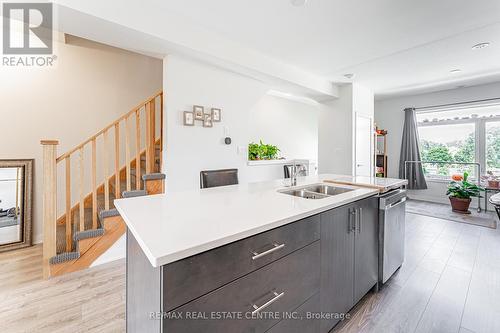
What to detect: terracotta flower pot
<box><xmin>488</xmin><ymin>180</ymin><xmax>500</xmax><ymax>188</ymax></box>
<box><xmin>449</xmin><ymin>196</ymin><xmax>472</xmax><ymax>214</ymax></box>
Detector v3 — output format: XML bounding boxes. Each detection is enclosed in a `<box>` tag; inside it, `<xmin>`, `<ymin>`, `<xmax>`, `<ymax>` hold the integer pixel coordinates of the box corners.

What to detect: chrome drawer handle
<box><xmin>251</xmin><ymin>243</ymin><xmax>285</xmax><ymax>260</ymax></box>
<box><xmin>348</xmin><ymin>209</ymin><xmax>356</xmax><ymax>233</ymax></box>
<box><xmin>251</xmin><ymin>291</ymin><xmax>285</xmax><ymax>315</ymax></box>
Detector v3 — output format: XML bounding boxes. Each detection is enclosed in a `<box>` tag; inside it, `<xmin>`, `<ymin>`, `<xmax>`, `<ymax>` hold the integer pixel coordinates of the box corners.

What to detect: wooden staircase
<box><xmin>41</xmin><ymin>91</ymin><xmax>164</xmax><ymax>278</ymax></box>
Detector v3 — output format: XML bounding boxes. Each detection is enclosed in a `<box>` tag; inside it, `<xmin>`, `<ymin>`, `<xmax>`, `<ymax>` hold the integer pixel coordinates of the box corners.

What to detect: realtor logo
<box><xmin>3</xmin><ymin>2</ymin><xmax>53</xmax><ymax>54</ymax></box>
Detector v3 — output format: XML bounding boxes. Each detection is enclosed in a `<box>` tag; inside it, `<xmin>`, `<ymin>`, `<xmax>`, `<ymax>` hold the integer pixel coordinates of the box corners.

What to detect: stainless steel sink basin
<box><xmin>280</xmin><ymin>189</ymin><xmax>330</xmax><ymax>199</ymax></box>
<box><xmin>279</xmin><ymin>183</ymin><xmax>355</xmax><ymax>199</ymax></box>
<box><xmin>303</xmin><ymin>184</ymin><xmax>355</xmax><ymax>196</ymax></box>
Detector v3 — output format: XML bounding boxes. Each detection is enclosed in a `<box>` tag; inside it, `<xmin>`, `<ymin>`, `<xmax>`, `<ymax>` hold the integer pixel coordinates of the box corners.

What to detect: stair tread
<box><xmin>55</xmin><ymin>149</ymin><xmax>162</xmax><ymax>254</ymax></box>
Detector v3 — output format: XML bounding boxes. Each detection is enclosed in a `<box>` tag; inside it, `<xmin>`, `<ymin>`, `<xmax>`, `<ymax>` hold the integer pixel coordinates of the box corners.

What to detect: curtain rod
<box><xmin>409</xmin><ymin>97</ymin><xmax>500</xmax><ymax>111</ymax></box>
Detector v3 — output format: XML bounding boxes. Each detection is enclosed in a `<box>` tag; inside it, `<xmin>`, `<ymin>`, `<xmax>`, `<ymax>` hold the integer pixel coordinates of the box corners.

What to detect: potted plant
<box><xmin>248</xmin><ymin>140</ymin><xmax>280</xmax><ymax>160</ymax></box>
<box><xmin>248</xmin><ymin>142</ymin><xmax>260</xmax><ymax>160</ymax></box>
<box><xmin>486</xmin><ymin>171</ymin><xmax>500</xmax><ymax>188</ymax></box>
<box><xmin>446</xmin><ymin>172</ymin><xmax>484</xmax><ymax>214</ymax></box>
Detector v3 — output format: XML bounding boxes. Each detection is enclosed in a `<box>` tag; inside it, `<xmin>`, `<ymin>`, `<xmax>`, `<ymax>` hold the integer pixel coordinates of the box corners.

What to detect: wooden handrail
<box><xmin>56</xmin><ymin>90</ymin><xmax>162</xmax><ymax>163</ymax></box>
<box><xmin>41</xmin><ymin>90</ymin><xmax>163</xmax><ymax>278</ymax></box>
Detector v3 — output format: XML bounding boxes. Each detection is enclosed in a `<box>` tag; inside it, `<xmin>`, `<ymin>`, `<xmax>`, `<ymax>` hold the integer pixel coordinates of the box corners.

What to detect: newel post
<box><xmin>41</xmin><ymin>140</ymin><xmax>58</xmax><ymax>278</ymax></box>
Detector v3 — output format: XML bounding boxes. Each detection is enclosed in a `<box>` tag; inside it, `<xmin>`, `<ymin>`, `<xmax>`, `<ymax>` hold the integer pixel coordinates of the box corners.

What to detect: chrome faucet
<box><xmin>290</xmin><ymin>160</ymin><xmax>297</xmax><ymax>186</ymax></box>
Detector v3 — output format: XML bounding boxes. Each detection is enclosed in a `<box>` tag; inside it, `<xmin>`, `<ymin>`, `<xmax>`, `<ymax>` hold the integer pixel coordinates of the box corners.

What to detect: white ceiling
<box><xmin>150</xmin><ymin>0</ymin><xmax>500</xmax><ymax>98</ymax></box>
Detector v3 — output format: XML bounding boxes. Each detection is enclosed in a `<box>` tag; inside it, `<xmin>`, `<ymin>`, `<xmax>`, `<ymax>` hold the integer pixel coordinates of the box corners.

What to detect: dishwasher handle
<box><xmin>381</xmin><ymin>197</ymin><xmax>407</xmax><ymax>211</ymax></box>
<box><xmin>380</xmin><ymin>189</ymin><xmax>407</xmax><ymax>208</ymax></box>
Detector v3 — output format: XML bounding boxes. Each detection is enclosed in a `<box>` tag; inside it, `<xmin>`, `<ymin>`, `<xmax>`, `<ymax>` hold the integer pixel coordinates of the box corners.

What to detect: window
<box><xmin>416</xmin><ymin>104</ymin><xmax>500</xmax><ymax>180</ymax></box>
<box><xmin>419</xmin><ymin>123</ymin><xmax>476</xmax><ymax>178</ymax></box>
<box><xmin>486</xmin><ymin>121</ymin><xmax>500</xmax><ymax>176</ymax></box>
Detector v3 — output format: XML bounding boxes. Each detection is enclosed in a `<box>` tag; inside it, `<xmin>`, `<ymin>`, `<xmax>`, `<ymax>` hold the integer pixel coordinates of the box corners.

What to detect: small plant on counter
<box><xmin>248</xmin><ymin>140</ymin><xmax>280</xmax><ymax>160</ymax></box>
<box><xmin>446</xmin><ymin>172</ymin><xmax>484</xmax><ymax>214</ymax></box>
<box><xmin>248</xmin><ymin>142</ymin><xmax>260</xmax><ymax>160</ymax></box>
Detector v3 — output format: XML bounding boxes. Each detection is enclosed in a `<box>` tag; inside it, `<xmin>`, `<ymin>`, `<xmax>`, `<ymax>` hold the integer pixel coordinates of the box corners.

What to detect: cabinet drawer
<box><xmin>163</xmin><ymin>214</ymin><xmax>320</xmax><ymax>311</ymax></box>
<box><xmin>164</xmin><ymin>241</ymin><xmax>320</xmax><ymax>333</ymax></box>
<box><xmin>266</xmin><ymin>293</ymin><xmax>320</xmax><ymax>333</ymax></box>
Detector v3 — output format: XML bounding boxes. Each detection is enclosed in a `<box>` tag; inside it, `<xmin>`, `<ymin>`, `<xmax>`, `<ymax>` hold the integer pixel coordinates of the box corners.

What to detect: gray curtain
<box><xmin>399</xmin><ymin>108</ymin><xmax>428</xmax><ymax>189</ymax></box>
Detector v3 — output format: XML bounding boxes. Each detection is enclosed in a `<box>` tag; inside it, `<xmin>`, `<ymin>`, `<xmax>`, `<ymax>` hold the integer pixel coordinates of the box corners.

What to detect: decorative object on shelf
<box><xmin>447</xmin><ymin>172</ymin><xmax>484</xmax><ymax>214</ymax></box>
<box><xmin>183</xmin><ymin>111</ymin><xmax>195</xmax><ymax>126</ymax></box>
<box><xmin>375</xmin><ymin>127</ymin><xmax>388</xmax><ymax>177</ymax></box>
<box><xmin>375</xmin><ymin>167</ymin><xmax>385</xmax><ymax>177</ymax></box>
<box><xmin>203</xmin><ymin>113</ymin><xmax>213</xmax><ymax>128</ymax></box>
<box><xmin>211</xmin><ymin>108</ymin><xmax>221</xmax><ymax>122</ymax></box>
<box><xmin>248</xmin><ymin>140</ymin><xmax>280</xmax><ymax>161</ymax></box>
<box><xmin>193</xmin><ymin>105</ymin><xmax>204</xmax><ymax>121</ymax></box>
<box><xmin>224</xmin><ymin>137</ymin><xmax>231</xmax><ymax>145</ymax></box>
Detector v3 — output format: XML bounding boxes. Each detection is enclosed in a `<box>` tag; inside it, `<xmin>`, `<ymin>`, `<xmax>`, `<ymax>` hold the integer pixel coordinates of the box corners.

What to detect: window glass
<box><xmin>418</xmin><ymin>123</ymin><xmax>476</xmax><ymax>179</ymax></box>
<box><xmin>486</xmin><ymin>121</ymin><xmax>500</xmax><ymax>176</ymax></box>
<box><xmin>416</xmin><ymin>105</ymin><xmax>500</xmax><ymax>123</ymax></box>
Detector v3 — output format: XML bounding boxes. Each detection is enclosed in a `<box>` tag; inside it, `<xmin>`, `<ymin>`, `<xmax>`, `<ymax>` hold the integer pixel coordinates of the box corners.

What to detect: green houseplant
<box><xmin>248</xmin><ymin>140</ymin><xmax>280</xmax><ymax>160</ymax></box>
<box><xmin>248</xmin><ymin>142</ymin><xmax>260</xmax><ymax>160</ymax></box>
<box><xmin>446</xmin><ymin>172</ymin><xmax>484</xmax><ymax>214</ymax></box>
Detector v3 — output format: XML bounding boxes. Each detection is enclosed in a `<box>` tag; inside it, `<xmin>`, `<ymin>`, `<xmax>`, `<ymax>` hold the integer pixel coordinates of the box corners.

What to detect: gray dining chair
<box><xmin>200</xmin><ymin>169</ymin><xmax>239</xmax><ymax>189</ymax></box>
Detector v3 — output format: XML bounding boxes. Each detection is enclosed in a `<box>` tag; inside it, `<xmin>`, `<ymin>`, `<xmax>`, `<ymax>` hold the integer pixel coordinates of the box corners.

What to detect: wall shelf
<box><xmin>247</xmin><ymin>159</ymin><xmax>309</xmax><ymax>166</ymax></box>
<box><xmin>375</xmin><ymin>133</ymin><xmax>388</xmax><ymax>177</ymax></box>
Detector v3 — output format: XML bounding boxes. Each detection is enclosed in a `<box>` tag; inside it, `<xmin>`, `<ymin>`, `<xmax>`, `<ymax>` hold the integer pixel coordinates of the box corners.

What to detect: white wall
<box><xmin>0</xmin><ymin>36</ymin><xmax>162</xmax><ymax>243</ymax></box>
<box><xmin>353</xmin><ymin>84</ymin><xmax>375</xmax><ymax>118</ymax></box>
<box><xmin>163</xmin><ymin>55</ymin><xmax>321</xmax><ymax>192</ymax></box>
<box><xmin>94</xmin><ymin>55</ymin><xmax>322</xmax><ymax>266</ymax></box>
<box><xmin>375</xmin><ymin>81</ymin><xmax>500</xmax><ymax>205</ymax></box>
<box><xmin>318</xmin><ymin>84</ymin><xmax>375</xmax><ymax>176</ymax></box>
<box><xmin>318</xmin><ymin>85</ymin><xmax>354</xmax><ymax>175</ymax></box>
<box><xmin>353</xmin><ymin>84</ymin><xmax>375</xmax><ymax>176</ymax></box>
<box><xmin>248</xmin><ymin>95</ymin><xmax>318</xmax><ymax>162</ymax></box>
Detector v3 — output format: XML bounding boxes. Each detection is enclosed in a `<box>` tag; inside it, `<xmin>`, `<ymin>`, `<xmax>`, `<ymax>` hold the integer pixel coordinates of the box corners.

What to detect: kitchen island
<box><xmin>115</xmin><ymin>174</ymin><xmax>407</xmax><ymax>333</ymax></box>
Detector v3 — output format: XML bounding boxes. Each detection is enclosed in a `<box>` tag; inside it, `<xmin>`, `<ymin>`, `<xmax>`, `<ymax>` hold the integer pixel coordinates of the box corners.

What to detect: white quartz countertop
<box><xmin>114</xmin><ymin>174</ymin><xmax>406</xmax><ymax>267</ymax></box>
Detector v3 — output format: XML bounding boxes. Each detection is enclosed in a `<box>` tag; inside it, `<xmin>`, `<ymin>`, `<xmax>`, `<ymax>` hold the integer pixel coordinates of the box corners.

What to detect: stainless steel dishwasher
<box><xmin>379</xmin><ymin>188</ymin><xmax>407</xmax><ymax>284</ymax></box>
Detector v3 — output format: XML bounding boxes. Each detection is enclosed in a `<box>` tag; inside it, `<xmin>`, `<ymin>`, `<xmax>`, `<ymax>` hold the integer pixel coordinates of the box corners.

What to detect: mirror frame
<box><xmin>0</xmin><ymin>159</ymin><xmax>33</xmax><ymax>252</ymax></box>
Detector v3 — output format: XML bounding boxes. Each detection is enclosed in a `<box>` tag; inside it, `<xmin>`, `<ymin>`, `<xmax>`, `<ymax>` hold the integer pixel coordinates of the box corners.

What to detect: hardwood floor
<box><xmin>1</xmin><ymin>212</ymin><xmax>499</xmax><ymax>332</ymax></box>
<box><xmin>0</xmin><ymin>245</ymin><xmax>125</xmax><ymax>333</ymax></box>
<box><xmin>333</xmin><ymin>213</ymin><xmax>500</xmax><ymax>333</ymax></box>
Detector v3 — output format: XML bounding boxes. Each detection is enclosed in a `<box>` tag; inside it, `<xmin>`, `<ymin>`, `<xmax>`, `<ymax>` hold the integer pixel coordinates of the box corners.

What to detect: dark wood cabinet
<box><xmin>266</xmin><ymin>293</ymin><xmax>320</xmax><ymax>333</ymax></box>
<box><xmin>164</xmin><ymin>241</ymin><xmax>320</xmax><ymax>333</ymax></box>
<box><xmin>354</xmin><ymin>197</ymin><xmax>379</xmax><ymax>304</ymax></box>
<box><xmin>320</xmin><ymin>196</ymin><xmax>379</xmax><ymax>331</ymax></box>
<box><xmin>319</xmin><ymin>203</ymin><xmax>356</xmax><ymax>331</ymax></box>
<box><xmin>163</xmin><ymin>214</ymin><xmax>320</xmax><ymax>311</ymax></box>
<box><xmin>127</xmin><ymin>195</ymin><xmax>379</xmax><ymax>333</ymax></box>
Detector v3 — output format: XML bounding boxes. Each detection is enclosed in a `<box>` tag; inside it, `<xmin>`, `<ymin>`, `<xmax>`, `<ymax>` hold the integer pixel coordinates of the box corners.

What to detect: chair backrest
<box><xmin>200</xmin><ymin>169</ymin><xmax>239</xmax><ymax>189</ymax></box>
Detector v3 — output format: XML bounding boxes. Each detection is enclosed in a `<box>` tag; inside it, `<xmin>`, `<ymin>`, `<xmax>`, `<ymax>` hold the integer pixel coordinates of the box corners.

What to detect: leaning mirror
<box><xmin>0</xmin><ymin>160</ymin><xmax>32</xmax><ymax>252</ymax></box>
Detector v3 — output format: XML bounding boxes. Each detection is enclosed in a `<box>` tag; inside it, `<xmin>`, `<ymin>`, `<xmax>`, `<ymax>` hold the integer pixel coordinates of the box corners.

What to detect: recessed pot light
<box><xmin>450</xmin><ymin>69</ymin><xmax>462</xmax><ymax>73</ymax></box>
<box><xmin>290</xmin><ymin>0</ymin><xmax>308</xmax><ymax>6</ymax></box>
<box><xmin>472</xmin><ymin>42</ymin><xmax>490</xmax><ymax>50</ymax></box>
<box><xmin>344</xmin><ymin>73</ymin><xmax>355</xmax><ymax>79</ymax></box>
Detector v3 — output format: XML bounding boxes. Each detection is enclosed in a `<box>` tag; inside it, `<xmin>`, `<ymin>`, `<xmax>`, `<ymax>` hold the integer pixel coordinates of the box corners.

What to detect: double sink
<box><xmin>279</xmin><ymin>183</ymin><xmax>355</xmax><ymax>200</ymax></box>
